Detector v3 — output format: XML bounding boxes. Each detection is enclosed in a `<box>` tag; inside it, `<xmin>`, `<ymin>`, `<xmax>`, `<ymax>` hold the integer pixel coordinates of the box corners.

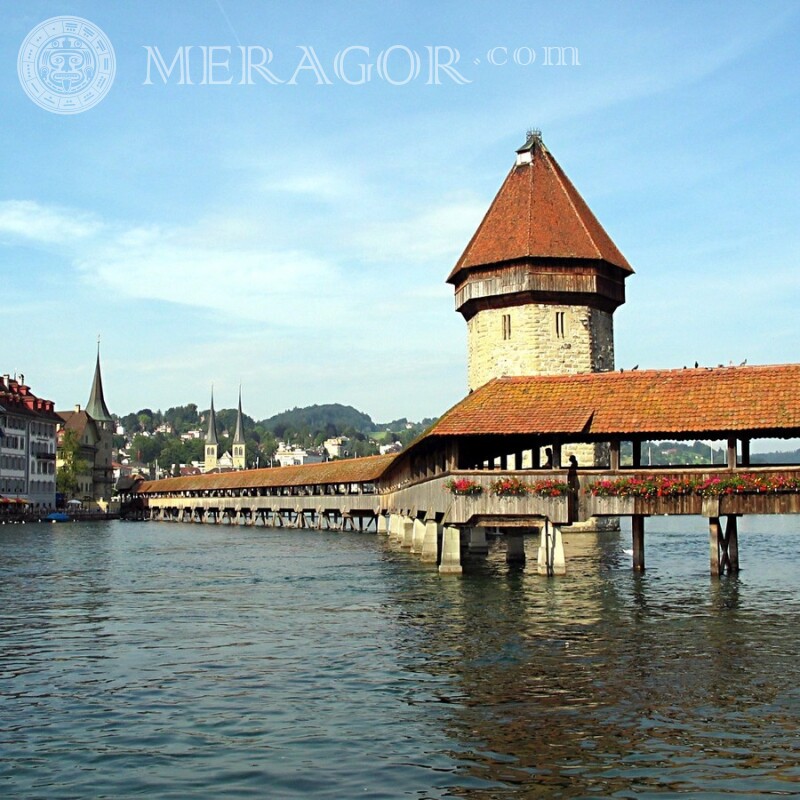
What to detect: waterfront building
<box><xmin>56</xmin><ymin>348</ymin><xmax>115</xmax><ymax>506</ymax></box>
<box><xmin>0</xmin><ymin>373</ymin><xmax>59</xmax><ymax>508</ymax></box>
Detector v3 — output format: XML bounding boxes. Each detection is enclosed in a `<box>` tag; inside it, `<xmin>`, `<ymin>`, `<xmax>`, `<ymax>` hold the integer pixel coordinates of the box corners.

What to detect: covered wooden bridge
<box><xmin>132</xmin><ymin>363</ymin><xmax>800</xmax><ymax>577</ymax></box>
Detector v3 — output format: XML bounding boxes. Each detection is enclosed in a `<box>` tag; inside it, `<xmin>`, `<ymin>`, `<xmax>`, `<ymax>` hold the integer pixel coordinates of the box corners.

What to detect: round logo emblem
<box><xmin>18</xmin><ymin>16</ymin><xmax>116</xmax><ymax>114</ymax></box>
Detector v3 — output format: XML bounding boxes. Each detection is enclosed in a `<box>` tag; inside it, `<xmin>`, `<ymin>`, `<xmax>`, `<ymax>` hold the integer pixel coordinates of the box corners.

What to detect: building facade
<box><xmin>56</xmin><ymin>349</ymin><xmax>115</xmax><ymax>506</ymax></box>
<box><xmin>203</xmin><ymin>388</ymin><xmax>247</xmax><ymax>472</ymax></box>
<box><xmin>0</xmin><ymin>373</ymin><xmax>59</xmax><ymax>508</ymax></box>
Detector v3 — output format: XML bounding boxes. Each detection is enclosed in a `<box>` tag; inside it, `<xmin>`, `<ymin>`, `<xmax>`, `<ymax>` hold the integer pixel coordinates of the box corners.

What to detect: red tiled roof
<box><xmin>448</xmin><ymin>139</ymin><xmax>632</xmax><ymax>282</ymax></box>
<box><xmin>428</xmin><ymin>364</ymin><xmax>800</xmax><ymax>438</ymax></box>
<box><xmin>137</xmin><ymin>454</ymin><xmax>397</xmax><ymax>494</ymax></box>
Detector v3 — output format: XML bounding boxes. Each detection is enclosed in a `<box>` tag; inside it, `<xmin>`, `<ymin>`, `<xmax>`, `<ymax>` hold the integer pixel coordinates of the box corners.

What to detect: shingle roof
<box><xmin>429</xmin><ymin>364</ymin><xmax>800</xmax><ymax>438</ymax></box>
<box><xmin>58</xmin><ymin>410</ymin><xmax>98</xmax><ymax>438</ymax></box>
<box><xmin>137</xmin><ymin>454</ymin><xmax>397</xmax><ymax>494</ymax></box>
<box><xmin>448</xmin><ymin>136</ymin><xmax>632</xmax><ymax>283</ymax></box>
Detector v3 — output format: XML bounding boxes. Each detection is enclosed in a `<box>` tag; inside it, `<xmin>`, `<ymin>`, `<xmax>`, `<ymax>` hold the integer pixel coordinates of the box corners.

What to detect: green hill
<box><xmin>258</xmin><ymin>403</ymin><xmax>375</xmax><ymax>438</ymax></box>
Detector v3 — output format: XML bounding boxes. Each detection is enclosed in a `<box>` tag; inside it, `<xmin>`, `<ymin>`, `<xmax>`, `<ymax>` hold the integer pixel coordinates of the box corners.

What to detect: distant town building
<box><xmin>323</xmin><ymin>436</ymin><xmax>348</xmax><ymax>459</ymax></box>
<box><xmin>379</xmin><ymin>441</ymin><xmax>403</xmax><ymax>455</ymax></box>
<box><xmin>274</xmin><ymin>443</ymin><xmax>324</xmax><ymax>467</ymax></box>
<box><xmin>0</xmin><ymin>373</ymin><xmax>59</xmax><ymax>508</ymax></box>
<box><xmin>202</xmin><ymin>387</ymin><xmax>248</xmax><ymax>472</ymax></box>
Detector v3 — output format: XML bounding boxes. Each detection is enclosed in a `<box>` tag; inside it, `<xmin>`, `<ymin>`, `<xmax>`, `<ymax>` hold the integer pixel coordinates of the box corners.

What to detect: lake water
<box><xmin>1</xmin><ymin>517</ymin><xmax>798</xmax><ymax>798</ymax></box>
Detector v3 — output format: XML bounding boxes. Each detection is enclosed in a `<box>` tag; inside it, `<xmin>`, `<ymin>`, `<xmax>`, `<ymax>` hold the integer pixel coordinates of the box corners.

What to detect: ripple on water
<box><xmin>0</xmin><ymin>518</ymin><xmax>799</xmax><ymax>798</ymax></box>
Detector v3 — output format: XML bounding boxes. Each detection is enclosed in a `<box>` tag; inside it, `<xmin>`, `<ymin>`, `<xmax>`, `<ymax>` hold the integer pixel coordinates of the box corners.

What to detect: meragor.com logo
<box><xmin>18</xmin><ymin>16</ymin><xmax>115</xmax><ymax>114</ymax></box>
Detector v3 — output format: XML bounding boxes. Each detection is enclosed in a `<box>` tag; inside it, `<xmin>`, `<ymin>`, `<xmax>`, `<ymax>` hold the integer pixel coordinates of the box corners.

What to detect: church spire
<box><xmin>204</xmin><ymin>386</ymin><xmax>219</xmax><ymax>472</ymax></box>
<box><xmin>232</xmin><ymin>386</ymin><xmax>246</xmax><ymax>470</ymax></box>
<box><xmin>206</xmin><ymin>387</ymin><xmax>218</xmax><ymax>445</ymax></box>
<box><xmin>233</xmin><ymin>386</ymin><xmax>245</xmax><ymax>445</ymax></box>
<box><xmin>86</xmin><ymin>340</ymin><xmax>112</xmax><ymax>423</ymax></box>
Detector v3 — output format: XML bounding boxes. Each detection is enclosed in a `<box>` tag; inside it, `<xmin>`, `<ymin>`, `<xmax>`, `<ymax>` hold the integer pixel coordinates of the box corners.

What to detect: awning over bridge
<box><xmin>426</xmin><ymin>364</ymin><xmax>800</xmax><ymax>441</ymax></box>
<box><xmin>136</xmin><ymin>453</ymin><xmax>397</xmax><ymax>495</ymax></box>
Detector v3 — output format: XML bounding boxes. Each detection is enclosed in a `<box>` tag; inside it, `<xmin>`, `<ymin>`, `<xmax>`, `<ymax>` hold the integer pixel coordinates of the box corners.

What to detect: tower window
<box><xmin>555</xmin><ymin>311</ymin><xmax>566</xmax><ymax>338</ymax></box>
<box><xmin>502</xmin><ymin>314</ymin><xmax>512</xmax><ymax>340</ymax></box>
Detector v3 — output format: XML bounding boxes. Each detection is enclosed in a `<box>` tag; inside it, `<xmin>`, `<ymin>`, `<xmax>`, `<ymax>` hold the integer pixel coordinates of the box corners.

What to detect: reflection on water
<box><xmin>1</xmin><ymin>518</ymin><xmax>798</xmax><ymax>798</ymax></box>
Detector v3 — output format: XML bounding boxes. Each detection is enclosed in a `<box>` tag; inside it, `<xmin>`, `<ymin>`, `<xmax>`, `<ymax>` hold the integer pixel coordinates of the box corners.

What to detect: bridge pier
<box><xmin>468</xmin><ymin>526</ymin><xmax>489</xmax><ymax>555</ymax></box>
<box><xmin>538</xmin><ymin>520</ymin><xmax>566</xmax><ymax>575</ymax></box>
<box><xmin>400</xmin><ymin>517</ymin><xmax>414</xmax><ymax>549</ymax></box>
<box><xmin>439</xmin><ymin>525</ymin><xmax>462</xmax><ymax>575</ymax></box>
<box><xmin>710</xmin><ymin>515</ymin><xmax>740</xmax><ymax>576</ymax></box>
<box><xmin>506</xmin><ymin>531</ymin><xmax>526</xmax><ymax>565</ymax></box>
<box><xmin>411</xmin><ymin>518</ymin><xmax>426</xmax><ymax>554</ymax></box>
<box><xmin>377</xmin><ymin>513</ymin><xmax>388</xmax><ymax>534</ymax></box>
<box><xmin>421</xmin><ymin>518</ymin><xmax>439</xmax><ymax>563</ymax></box>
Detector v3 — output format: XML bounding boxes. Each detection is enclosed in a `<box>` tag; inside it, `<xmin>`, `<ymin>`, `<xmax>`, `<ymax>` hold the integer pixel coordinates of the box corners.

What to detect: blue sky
<box><xmin>2</xmin><ymin>1</ymin><xmax>799</xmax><ymax>426</ymax></box>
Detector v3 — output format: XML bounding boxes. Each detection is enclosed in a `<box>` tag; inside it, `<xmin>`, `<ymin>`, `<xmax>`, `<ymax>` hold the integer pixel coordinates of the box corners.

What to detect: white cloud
<box><xmin>76</xmin><ymin>221</ymin><xmax>340</xmax><ymax>325</ymax></box>
<box><xmin>0</xmin><ymin>199</ymin><xmax>349</xmax><ymax>327</ymax></box>
<box><xmin>0</xmin><ymin>200</ymin><xmax>103</xmax><ymax>244</ymax></box>
<box><xmin>352</xmin><ymin>197</ymin><xmax>485</xmax><ymax>264</ymax></box>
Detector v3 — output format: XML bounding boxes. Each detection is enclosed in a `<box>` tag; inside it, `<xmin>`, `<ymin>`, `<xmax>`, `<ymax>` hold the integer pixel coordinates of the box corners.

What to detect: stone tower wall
<box><xmin>466</xmin><ymin>303</ymin><xmax>615</xmax><ymax>391</ymax></box>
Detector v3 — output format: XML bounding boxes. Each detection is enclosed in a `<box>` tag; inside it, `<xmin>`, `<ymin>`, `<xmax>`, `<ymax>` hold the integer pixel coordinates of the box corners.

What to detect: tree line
<box><xmin>116</xmin><ymin>402</ymin><xmax>436</xmax><ymax>471</ymax></box>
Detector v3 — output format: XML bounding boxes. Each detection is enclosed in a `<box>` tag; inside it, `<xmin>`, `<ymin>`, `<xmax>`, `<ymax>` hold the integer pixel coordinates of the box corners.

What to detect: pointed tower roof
<box><xmin>206</xmin><ymin>388</ymin><xmax>218</xmax><ymax>445</ymax></box>
<box><xmin>448</xmin><ymin>131</ymin><xmax>632</xmax><ymax>285</ymax></box>
<box><xmin>233</xmin><ymin>387</ymin><xmax>245</xmax><ymax>445</ymax></box>
<box><xmin>86</xmin><ymin>344</ymin><xmax>113</xmax><ymax>423</ymax></box>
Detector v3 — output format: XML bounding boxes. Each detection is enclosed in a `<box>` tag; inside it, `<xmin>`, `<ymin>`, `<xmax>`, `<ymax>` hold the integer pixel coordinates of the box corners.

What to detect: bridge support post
<box><xmin>710</xmin><ymin>515</ymin><xmax>740</xmax><ymax>576</ymax></box>
<box><xmin>388</xmin><ymin>513</ymin><xmax>401</xmax><ymax>540</ymax></box>
<box><xmin>421</xmin><ymin>519</ymin><xmax>439</xmax><ymax>563</ymax></box>
<box><xmin>400</xmin><ymin>517</ymin><xmax>414</xmax><ymax>549</ymax></box>
<box><xmin>709</xmin><ymin>517</ymin><xmax>721</xmax><ymax>575</ymax></box>
<box><xmin>632</xmin><ymin>514</ymin><xmax>646</xmax><ymax>572</ymax></box>
<box><xmin>468</xmin><ymin>526</ymin><xmax>489</xmax><ymax>555</ymax></box>
<box><xmin>377</xmin><ymin>513</ymin><xmax>388</xmax><ymax>534</ymax></box>
<box><xmin>538</xmin><ymin>520</ymin><xmax>566</xmax><ymax>576</ymax></box>
<box><xmin>506</xmin><ymin>531</ymin><xmax>525</xmax><ymax>565</ymax></box>
<box><xmin>439</xmin><ymin>526</ymin><xmax>462</xmax><ymax>575</ymax></box>
<box><xmin>412</xmin><ymin>518</ymin><xmax>426</xmax><ymax>554</ymax></box>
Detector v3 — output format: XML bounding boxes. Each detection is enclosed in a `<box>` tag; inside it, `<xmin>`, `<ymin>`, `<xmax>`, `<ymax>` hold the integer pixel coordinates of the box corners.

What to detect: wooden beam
<box><xmin>727</xmin><ymin>438</ymin><xmax>737</xmax><ymax>469</ymax></box>
<box><xmin>740</xmin><ymin>438</ymin><xmax>751</xmax><ymax>467</ymax></box>
<box><xmin>632</xmin><ymin>515</ymin><xmax>645</xmax><ymax>572</ymax></box>
<box><xmin>632</xmin><ymin>441</ymin><xmax>642</xmax><ymax>468</ymax></box>
<box><xmin>709</xmin><ymin>516</ymin><xmax>722</xmax><ymax>576</ymax></box>
<box><xmin>723</xmin><ymin>515</ymin><xmax>740</xmax><ymax>574</ymax></box>
<box><xmin>610</xmin><ymin>440</ymin><xmax>620</xmax><ymax>471</ymax></box>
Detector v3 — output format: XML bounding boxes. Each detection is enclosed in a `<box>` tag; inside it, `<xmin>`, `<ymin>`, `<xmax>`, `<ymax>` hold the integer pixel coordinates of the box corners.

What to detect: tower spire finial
<box><xmin>86</xmin><ymin>342</ymin><xmax>112</xmax><ymax>423</ymax></box>
<box><xmin>516</xmin><ymin>128</ymin><xmax>543</xmax><ymax>165</ymax></box>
